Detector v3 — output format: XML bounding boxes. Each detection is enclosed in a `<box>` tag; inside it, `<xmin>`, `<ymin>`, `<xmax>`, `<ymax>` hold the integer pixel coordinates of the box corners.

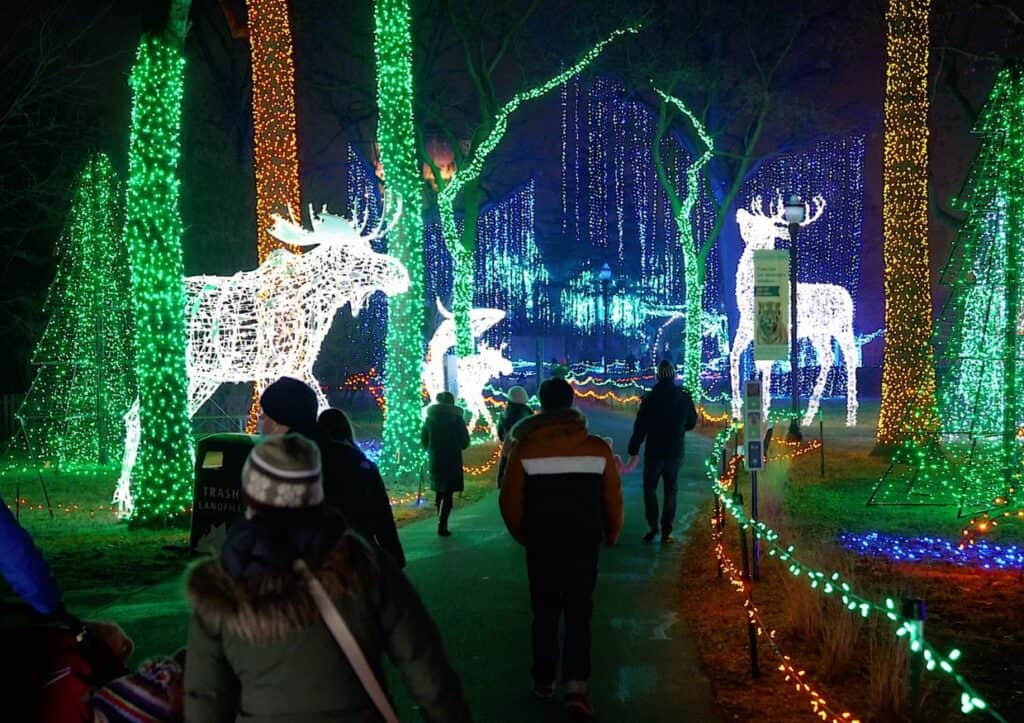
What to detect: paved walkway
<box><xmin>91</xmin><ymin>406</ymin><xmax>718</xmax><ymax>722</ymax></box>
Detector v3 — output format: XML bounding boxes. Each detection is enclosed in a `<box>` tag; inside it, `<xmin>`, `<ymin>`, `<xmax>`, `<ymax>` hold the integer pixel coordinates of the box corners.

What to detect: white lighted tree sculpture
<box><xmin>422</xmin><ymin>300</ymin><xmax>508</xmax><ymax>439</ymax></box>
<box><xmin>114</xmin><ymin>203</ymin><xmax>410</xmax><ymax>516</ymax></box>
<box><xmin>729</xmin><ymin>194</ymin><xmax>860</xmax><ymax>427</ymax></box>
<box><xmin>459</xmin><ymin>345</ymin><xmax>513</xmax><ymax>437</ymax></box>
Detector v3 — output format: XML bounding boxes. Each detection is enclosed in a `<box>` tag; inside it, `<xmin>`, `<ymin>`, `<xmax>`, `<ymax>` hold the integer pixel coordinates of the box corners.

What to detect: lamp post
<box><xmin>784</xmin><ymin>194</ymin><xmax>805</xmax><ymax>442</ymax></box>
<box><xmin>598</xmin><ymin>262</ymin><xmax>613</xmax><ymax>373</ymax></box>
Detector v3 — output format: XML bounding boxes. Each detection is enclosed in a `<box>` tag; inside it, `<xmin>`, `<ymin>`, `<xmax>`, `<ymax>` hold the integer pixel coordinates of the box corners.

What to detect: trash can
<box><xmin>189</xmin><ymin>433</ymin><xmax>256</xmax><ymax>554</ymax></box>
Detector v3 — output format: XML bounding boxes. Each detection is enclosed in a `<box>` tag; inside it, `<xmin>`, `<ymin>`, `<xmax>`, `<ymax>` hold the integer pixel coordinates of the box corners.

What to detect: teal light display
<box><xmin>18</xmin><ymin>153</ymin><xmax>135</xmax><ymax>470</ymax></box>
<box><xmin>123</xmin><ymin>32</ymin><xmax>194</xmax><ymax>524</ymax></box>
<box><xmin>374</xmin><ymin>0</ymin><xmax>427</xmax><ymax>484</ymax></box>
<box><xmin>436</xmin><ymin>23</ymin><xmax>641</xmax><ymax>357</ymax></box>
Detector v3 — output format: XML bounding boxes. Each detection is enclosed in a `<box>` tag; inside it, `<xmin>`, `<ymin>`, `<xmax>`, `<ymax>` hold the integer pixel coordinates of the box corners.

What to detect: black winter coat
<box><xmin>421</xmin><ymin>403</ymin><xmax>470</xmax><ymax>493</ymax></box>
<box><xmin>326</xmin><ymin>441</ymin><xmax>406</xmax><ymax>568</ymax></box>
<box><xmin>497</xmin><ymin>402</ymin><xmax>533</xmax><ymax>442</ymax></box>
<box><xmin>627</xmin><ymin>380</ymin><xmax>698</xmax><ymax>459</ymax></box>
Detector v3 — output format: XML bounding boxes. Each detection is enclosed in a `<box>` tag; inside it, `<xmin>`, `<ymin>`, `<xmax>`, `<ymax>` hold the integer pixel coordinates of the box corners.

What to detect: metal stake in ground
<box><xmin>903</xmin><ymin>598</ymin><xmax>926</xmax><ymax>721</ymax></box>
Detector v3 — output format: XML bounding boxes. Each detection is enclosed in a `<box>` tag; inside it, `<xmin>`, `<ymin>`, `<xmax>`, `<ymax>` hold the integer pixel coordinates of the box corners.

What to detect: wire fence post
<box><xmin>751</xmin><ymin>470</ymin><xmax>760</xmax><ymax>581</ymax></box>
<box><xmin>819</xmin><ymin>410</ymin><xmax>825</xmax><ymax>477</ymax></box>
<box><xmin>903</xmin><ymin>598</ymin><xmax>926</xmax><ymax>721</ymax></box>
<box><xmin>734</xmin><ymin>490</ymin><xmax>759</xmax><ymax>677</ymax></box>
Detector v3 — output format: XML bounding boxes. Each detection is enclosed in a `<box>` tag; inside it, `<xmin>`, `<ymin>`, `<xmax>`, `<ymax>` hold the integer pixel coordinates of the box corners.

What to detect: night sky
<box><xmin>0</xmin><ymin>0</ymin><xmax>1019</xmax><ymax>391</ymax></box>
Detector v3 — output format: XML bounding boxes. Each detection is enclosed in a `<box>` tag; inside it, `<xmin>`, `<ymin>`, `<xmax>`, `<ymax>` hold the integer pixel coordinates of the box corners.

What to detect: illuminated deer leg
<box><xmin>804</xmin><ymin>336</ymin><xmax>833</xmax><ymax>427</ymax></box>
<box><xmin>730</xmin><ymin>326</ymin><xmax>753</xmax><ymax>420</ymax></box>
<box><xmin>757</xmin><ymin>360</ymin><xmax>774</xmax><ymax>420</ymax></box>
<box><xmin>837</xmin><ymin>329</ymin><xmax>859</xmax><ymax>426</ymax></box>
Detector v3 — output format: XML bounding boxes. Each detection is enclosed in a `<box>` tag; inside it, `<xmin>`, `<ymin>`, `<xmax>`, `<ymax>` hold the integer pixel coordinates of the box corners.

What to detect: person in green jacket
<box><xmin>184</xmin><ymin>433</ymin><xmax>472</xmax><ymax>723</ymax></box>
<box><xmin>420</xmin><ymin>392</ymin><xmax>470</xmax><ymax>537</ymax></box>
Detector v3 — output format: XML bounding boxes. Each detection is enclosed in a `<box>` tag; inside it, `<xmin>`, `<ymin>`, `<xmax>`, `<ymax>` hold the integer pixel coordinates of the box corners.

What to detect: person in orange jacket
<box><xmin>499</xmin><ymin>378</ymin><xmax>623</xmax><ymax>719</ymax></box>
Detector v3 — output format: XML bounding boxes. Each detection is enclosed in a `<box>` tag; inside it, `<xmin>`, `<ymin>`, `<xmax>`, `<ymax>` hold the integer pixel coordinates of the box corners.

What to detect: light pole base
<box><xmin>787</xmin><ymin>417</ymin><xmax>803</xmax><ymax>442</ymax></box>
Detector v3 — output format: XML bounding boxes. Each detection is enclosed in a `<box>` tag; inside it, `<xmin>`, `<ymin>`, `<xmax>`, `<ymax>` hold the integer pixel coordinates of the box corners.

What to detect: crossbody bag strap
<box><xmin>294</xmin><ymin>559</ymin><xmax>399</xmax><ymax>723</ymax></box>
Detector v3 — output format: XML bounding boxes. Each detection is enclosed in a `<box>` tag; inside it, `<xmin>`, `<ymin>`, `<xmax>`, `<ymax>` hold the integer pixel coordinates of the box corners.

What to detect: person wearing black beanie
<box><xmin>259</xmin><ymin>377</ymin><xmax>320</xmax><ymax>436</ymax></box>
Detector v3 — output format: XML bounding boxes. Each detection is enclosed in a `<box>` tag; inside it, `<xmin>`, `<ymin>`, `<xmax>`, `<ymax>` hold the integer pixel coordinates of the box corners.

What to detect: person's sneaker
<box><xmin>438</xmin><ymin>527</ymin><xmax>452</xmax><ymax>537</ymax></box>
<box><xmin>642</xmin><ymin>529</ymin><xmax>659</xmax><ymax>543</ymax></box>
<box><xmin>532</xmin><ymin>681</ymin><xmax>555</xmax><ymax>699</ymax></box>
<box><xmin>564</xmin><ymin>690</ymin><xmax>595</xmax><ymax>717</ymax></box>
<box><xmin>661</xmin><ymin>534</ymin><xmax>676</xmax><ymax>544</ymax></box>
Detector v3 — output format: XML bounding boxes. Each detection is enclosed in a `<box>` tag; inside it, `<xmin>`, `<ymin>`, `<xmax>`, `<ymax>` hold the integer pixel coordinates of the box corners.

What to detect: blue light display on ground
<box><xmin>840</xmin><ymin>531</ymin><xmax>1024</xmax><ymax>570</ymax></box>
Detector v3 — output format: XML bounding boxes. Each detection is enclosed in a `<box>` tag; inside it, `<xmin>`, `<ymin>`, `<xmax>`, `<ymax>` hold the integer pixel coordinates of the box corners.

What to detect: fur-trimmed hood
<box><xmin>186</xmin><ymin>533</ymin><xmax>376</xmax><ymax>644</ymax></box>
<box><xmin>507</xmin><ymin>407</ymin><xmax>587</xmax><ymax>445</ymax></box>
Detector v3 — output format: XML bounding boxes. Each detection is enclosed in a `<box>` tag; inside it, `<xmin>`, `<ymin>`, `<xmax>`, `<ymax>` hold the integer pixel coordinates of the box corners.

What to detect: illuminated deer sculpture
<box><xmin>729</xmin><ymin>194</ymin><xmax>859</xmax><ymax>427</ymax></box>
<box><xmin>115</xmin><ymin>203</ymin><xmax>410</xmax><ymax>517</ymax></box>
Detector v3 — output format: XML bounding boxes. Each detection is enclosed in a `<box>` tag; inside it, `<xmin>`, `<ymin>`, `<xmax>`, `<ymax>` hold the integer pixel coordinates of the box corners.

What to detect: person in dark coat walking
<box><xmin>627</xmin><ymin>360</ymin><xmax>698</xmax><ymax>544</ymax></box>
<box><xmin>420</xmin><ymin>392</ymin><xmax>470</xmax><ymax>537</ymax></box>
<box><xmin>185</xmin><ymin>434</ymin><xmax>472</xmax><ymax>723</ymax></box>
<box><xmin>499</xmin><ymin>378</ymin><xmax>623</xmax><ymax>718</ymax></box>
<box><xmin>497</xmin><ymin>386</ymin><xmax>533</xmax><ymax>442</ymax></box>
<box><xmin>319</xmin><ymin>408</ymin><xmax>406</xmax><ymax>568</ymax></box>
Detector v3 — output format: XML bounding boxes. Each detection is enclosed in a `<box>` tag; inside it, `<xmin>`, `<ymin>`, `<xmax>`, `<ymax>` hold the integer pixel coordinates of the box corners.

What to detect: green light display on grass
<box><xmin>123</xmin><ymin>34</ymin><xmax>193</xmax><ymax>524</ymax></box>
<box><xmin>436</xmin><ymin>23</ymin><xmax>642</xmax><ymax>356</ymax></box>
<box><xmin>653</xmin><ymin>88</ymin><xmax>714</xmax><ymax>398</ymax></box>
<box><xmin>374</xmin><ymin>0</ymin><xmax>427</xmax><ymax>483</ymax></box>
<box><xmin>18</xmin><ymin>153</ymin><xmax>135</xmax><ymax>470</ymax></box>
<box><xmin>707</xmin><ymin>425</ymin><xmax>1004</xmax><ymax>721</ymax></box>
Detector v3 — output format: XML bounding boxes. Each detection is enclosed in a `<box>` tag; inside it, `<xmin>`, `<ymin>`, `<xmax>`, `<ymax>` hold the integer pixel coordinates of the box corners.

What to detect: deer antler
<box><xmin>800</xmin><ymin>194</ymin><xmax>826</xmax><ymax>226</ymax></box>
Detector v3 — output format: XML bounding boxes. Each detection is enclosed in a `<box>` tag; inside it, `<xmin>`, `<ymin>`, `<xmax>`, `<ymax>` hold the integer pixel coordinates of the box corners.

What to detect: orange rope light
<box><xmin>711</xmin><ymin>462</ymin><xmax>859</xmax><ymax>722</ymax></box>
<box><xmin>464</xmin><ymin>445</ymin><xmax>502</xmax><ymax>476</ymax></box>
<box><xmin>699</xmin><ymin>405</ymin><xmax>731</xmax><ymax>424</ymax></box>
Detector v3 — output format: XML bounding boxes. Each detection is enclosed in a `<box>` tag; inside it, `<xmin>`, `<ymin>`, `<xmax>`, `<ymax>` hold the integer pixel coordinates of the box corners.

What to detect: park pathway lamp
<box><xmin>598</xmin><ymin>262</ymin><xmax>613</xmax><ymax>373</ymax></box>
<box><xmin>784</xmin><ymin>194</ymin><xmax>805</xmax><ymax>441</ymax></box>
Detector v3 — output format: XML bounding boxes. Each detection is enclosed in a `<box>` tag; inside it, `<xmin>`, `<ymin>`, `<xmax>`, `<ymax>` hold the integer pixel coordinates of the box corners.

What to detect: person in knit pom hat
<box><xmin>185</xmin><ymin>434</ymin><xmax>472</xmax><ymax>723</ymax></box>
<box><xmin>92</xmin><ymin>654</ymin><xmax>185</xmax><ymax>723</ymax></box>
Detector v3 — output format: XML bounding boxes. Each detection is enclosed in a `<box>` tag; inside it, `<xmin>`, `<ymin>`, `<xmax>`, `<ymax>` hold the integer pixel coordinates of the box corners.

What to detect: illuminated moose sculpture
<box><xmin>422</xmin><ymin>300</ymin><xmax>509</xmax><ymax>439</ymax></box>
<box><xmin>729</xmin><ymin>194</ymin><xmax>859</xmax><ymax>427</ymax></box>
<box><xmin>114</xmin><ymin>203</ymin><xmax>410</xmax><ymax>517</ymax></box>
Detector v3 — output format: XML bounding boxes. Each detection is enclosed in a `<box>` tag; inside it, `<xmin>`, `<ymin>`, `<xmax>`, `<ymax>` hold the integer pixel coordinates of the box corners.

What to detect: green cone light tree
<box><xmin>19</xmin><ymin>153</ymin><xmax>135</xmax><ymax>469</ymax></box>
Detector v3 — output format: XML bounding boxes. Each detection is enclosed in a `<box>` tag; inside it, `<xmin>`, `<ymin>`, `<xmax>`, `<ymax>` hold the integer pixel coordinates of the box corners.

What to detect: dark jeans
<box><xmin>643</xmin><ymin>456</ymin><xmax>681</xmax><ymax>535</ymax></box>
<box><xmin>525</xmin><ymin>543</ymin><xmax>600</xmax><ymax>684</ymax></box>
<box><xmin>435</xmin><ymin>491</ymin><xmax>453</xmax><ymax>529</ymax></box>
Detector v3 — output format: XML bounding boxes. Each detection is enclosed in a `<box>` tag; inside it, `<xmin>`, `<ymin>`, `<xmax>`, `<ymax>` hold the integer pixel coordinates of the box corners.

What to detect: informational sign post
<box><xmin>744</xmin><ymin>380</ymin><xmax>765</xmax><ymax>471</ymax></box>
<box><xmin>753</xmin><ymin>249</ymin><xmax>791</xmax><ymax>362</ymax></box>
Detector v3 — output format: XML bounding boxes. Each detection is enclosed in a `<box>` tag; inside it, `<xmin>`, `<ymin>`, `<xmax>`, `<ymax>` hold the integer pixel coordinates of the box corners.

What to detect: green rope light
<box><xmin>374</xmin><ymin>0</ymin><xmax>427</xmax><ymax>483</ymax></box>
<box><xmin>123</xmin><ymin>34</ymin><xmax>193</xmax><ymax>524</ymax></box>
<box><xmin>653</xmin><ymin>88</ymin><xmax>714</xmax><ymax>398</ymax></box>
<box><xmin>437</xmin><ymin>22</ymin><xmax>643</xmax><ymax>355</ymax></box>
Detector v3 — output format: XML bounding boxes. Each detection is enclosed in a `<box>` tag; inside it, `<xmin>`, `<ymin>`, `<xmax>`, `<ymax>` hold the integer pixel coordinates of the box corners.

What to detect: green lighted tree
<box><xmin>123</xmin><ymin>1</ymin><xmax>194</xmax><ymax>524</ymax></box>
<box><xmin>18</xmin><ymin>153</ymin><xmax>135</xmax><ymax>469</ymax></box>
<box><xmin>374</xmin><ymin>0</ymin><xmax>428</xmax><ymax>483</ymax></box>
<box><xmin>652</xmin><ymin>88</ymin><xmax>714</xmax><ymax>396</ymax></box>
<box><xmin>870</xmin><ymin>61</ymin><xmax>1024</xmax><ymax>509</ymax></box>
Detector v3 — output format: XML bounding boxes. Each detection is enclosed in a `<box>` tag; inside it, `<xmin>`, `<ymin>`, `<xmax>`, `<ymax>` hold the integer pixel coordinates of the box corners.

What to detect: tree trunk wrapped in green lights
<box><xmin>123</xmin><ymin>3</ymin><xmax>194</xmax><ymax>524</ymax></box>
<box><xmin>374</xmin><ymin>0</ymin><xmax>428</xmax><ymax>483</ymax></box>
<box><xmin>18</xmin><ymin>153</ymin><xmax>135</xmax><ymax>470</ymax></box>
<box><xmin>652</xmin><ymin>89</ymin><xmax>714</xmax><ymax>399</ymax></box>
